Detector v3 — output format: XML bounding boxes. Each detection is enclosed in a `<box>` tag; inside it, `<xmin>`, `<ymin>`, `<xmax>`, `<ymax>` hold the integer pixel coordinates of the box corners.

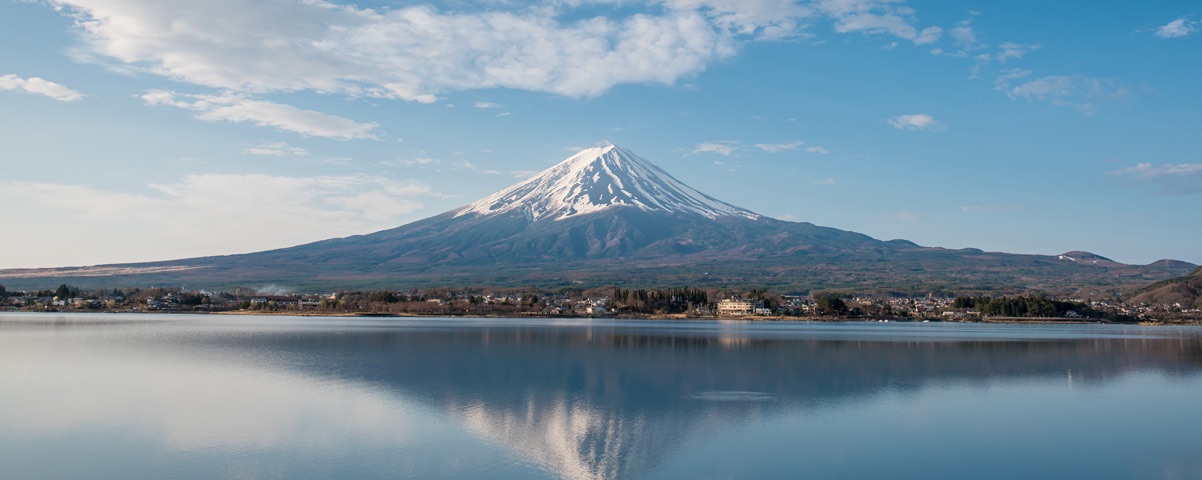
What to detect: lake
<box><xmin>2</xmin><ymin>313</ymin><xmax>1200</xmax><ymax>479</ymax></box>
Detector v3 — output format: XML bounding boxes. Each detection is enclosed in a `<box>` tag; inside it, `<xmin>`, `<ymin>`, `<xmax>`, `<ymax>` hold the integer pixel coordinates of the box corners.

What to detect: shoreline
<box><xmin>5</xmin><ymin>308</ymin><xmax>1201</xmax><ymax>325</ymax></box>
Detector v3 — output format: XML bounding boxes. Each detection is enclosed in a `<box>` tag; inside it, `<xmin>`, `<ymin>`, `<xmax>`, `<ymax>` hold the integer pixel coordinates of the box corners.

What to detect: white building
<box><xmin>717</xmin><ymin>298</ymin><xmax>755</xmax><ymax>316</ymax></box>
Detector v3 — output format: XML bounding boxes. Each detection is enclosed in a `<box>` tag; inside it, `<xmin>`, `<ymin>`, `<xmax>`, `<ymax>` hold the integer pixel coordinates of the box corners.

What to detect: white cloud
<box><xmin>692</xmin><ymin>141</ymin><xmax>738</xmax><ymax>156</ymax></box>
<box><xmin>806</xmin><ymin>177</ymin><xmax>836</xmax><ymax>185</ymax></box>
<box><xmin>0</xmin><ymin>74</ymin><xmax>84</xmax><ymax>101</ymax></box>
<box><xmin>51</xmin><ymin>0</ymin><xmax>738</xmax><ymax>101</ymax></box>
<box><xmin>996</xmin><ymin>42</ymin><xmax>1040</xmax><ymax>63</ymax></box>
<box><xmin>474</xmin><ymin>101</ymin><xmax>502</xmax><ymax>109</ymax></box>
<box><xmin>928</xmin><ymin>17</ymin><xmax>989</xmax><ymax>61</ymax></box>
<box><xmin>1008</xmin><ymin>75</ymin><xmax>1085</xmax><ymax>98</ymax></box>
<box><xmin>0</xmin><ymin>174</ymin><xmax>436</xmax><ymax>268</ymax></box>
<box><xmin>142</xmin><ymin>90</ymin><xmax>379</xmax><ymax>139</ymax></box>
<box><xmin>755</xmin><ymin>141</ymin><xmax>802</xmax><ymax>152</ymax></box>
<box><xmin>817</xmin><ymin>0</ymin><xmax>941</xmax><ymax>44</ymax></box>
<box><xmin>1111</xmin><ymin>163</ymin><xmax>1202</xmax><ymax>177</ymax></box>
<box><xmin>993</xmin><ymin>67</ymin><xmax>1032</xmax><ymax>90</ymax></box>
<box><xmin>668</xmin><ymin>0</ymin><xmax>814</xmax><ymax>40</ymax></box>
<box><xmin>887</xmin><ymin>113</ymin><xmax>942</xmax><ymax>131</ymax></box>
<box><xmin>244</xmin><ymin>142</ymin><xmax>309</xmax><ymax>156</ymax></box>
<box><xmin>1108</xmin><ymin>162</ymin><xmax>1202</xmax><ymax>194</ymax></box>
<box><xmin>913</xmin><ymin>26</ymin><xmax>942</xmax><ymax>45</ymax></box>
<box><xmin>1006</xmin><ymin>75</ymin><xmax>1128</xmax><ymax>114</ymax></box>
<box><xmin>384</xmin><ymin>157</ymin><xmax>440</xmax><ymax>168</ymax></box>
<box><xmin>949</xmin><ymin>23</ymin><xmax>978</xmax><ymax>48</ymax></box>
<box><xmin>1156</xmin><ymin>18</ymin><xmax>1197</xmax><ymax>39</ymax></box>
<box><xmin>805</xmin><ymin>146</ymin><xmax>830</xmax><ymax>154</ymax></box>
<box><xmin>48</xmin><ymin>0</ymin><xmax>954</xmax><ymax>109</ymax></box>
<box><xmin>453</xmin><ymin>161</ymin><xmax>501</xmax><ymax>175</ymax></box>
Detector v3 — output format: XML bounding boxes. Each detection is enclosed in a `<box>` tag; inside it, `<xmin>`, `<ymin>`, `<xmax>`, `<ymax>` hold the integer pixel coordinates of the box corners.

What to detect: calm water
<box><xmin>2</xmin><ymin>313</ymin><xmax>1201</xmax><ymax>480</ymax></box>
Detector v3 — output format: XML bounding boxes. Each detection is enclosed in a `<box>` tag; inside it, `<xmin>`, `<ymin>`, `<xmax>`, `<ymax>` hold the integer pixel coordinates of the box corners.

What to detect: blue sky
<box><xmin>1</xmin><ymin>0</ymin><xmax>1199</xmax><ymax>269</ymax></box>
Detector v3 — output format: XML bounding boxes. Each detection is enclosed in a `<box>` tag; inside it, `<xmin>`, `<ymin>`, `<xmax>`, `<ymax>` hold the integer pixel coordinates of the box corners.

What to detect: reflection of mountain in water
<box><xmin>197</xmin><ymin>322</ymin><xmax>1202</xmax><ymax>480</ymax></box>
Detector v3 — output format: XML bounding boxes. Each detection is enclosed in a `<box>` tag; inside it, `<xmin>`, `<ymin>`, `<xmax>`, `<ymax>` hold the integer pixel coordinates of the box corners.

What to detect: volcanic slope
<box><xmin>186</xmin><ymin>146</ymin><xmax>901</xmax><ymax>271</ymax></box>
<box><xmin>1</xmin><ymin>145</ymin><xmax>1194</xmax><ymax>292</ymax></box>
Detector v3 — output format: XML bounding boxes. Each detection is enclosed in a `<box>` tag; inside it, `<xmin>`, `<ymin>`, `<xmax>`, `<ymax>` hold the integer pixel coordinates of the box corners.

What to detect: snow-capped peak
<box><xmin>455</xmin><ymin>145</ymin><xmax>760</xmax><ymax>221</ymax></box>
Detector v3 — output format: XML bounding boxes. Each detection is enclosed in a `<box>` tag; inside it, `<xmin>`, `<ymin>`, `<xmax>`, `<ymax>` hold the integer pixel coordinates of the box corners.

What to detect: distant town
<box><xmin>3</xmin><ymin>283</ymin><xmax>1199</xmax><ymax>325</ymax></box>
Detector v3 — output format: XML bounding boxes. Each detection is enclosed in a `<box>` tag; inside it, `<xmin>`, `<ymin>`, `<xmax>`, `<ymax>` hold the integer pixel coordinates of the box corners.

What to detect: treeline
<box><xmin>612</xmin><ymin>287</ymin><xmax>708</xmax><ymax>314</ymax></box>
<box><xmin>952</xmin><ymin>295</ymin><xmax>1118</xmax><ymax>319</ymax></box>
<box><xmin>316</xmin><ymin>289</ymin><xmax>541</xmax><ymax>315</ymax></box>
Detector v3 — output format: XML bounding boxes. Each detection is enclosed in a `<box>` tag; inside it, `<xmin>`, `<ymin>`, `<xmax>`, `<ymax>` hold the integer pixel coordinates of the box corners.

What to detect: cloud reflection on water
<box><xmin>2</xmin><ymin>316</ymin><xmax>1201</xmax><ymax>480</ymax></box>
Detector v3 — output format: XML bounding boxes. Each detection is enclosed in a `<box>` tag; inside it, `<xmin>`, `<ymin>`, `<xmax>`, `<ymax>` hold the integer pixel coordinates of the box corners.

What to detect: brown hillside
<box><xmin>1129</xmin><ymin>267</ymin><xmax>1202</xmax><ymax>308</ymax></box>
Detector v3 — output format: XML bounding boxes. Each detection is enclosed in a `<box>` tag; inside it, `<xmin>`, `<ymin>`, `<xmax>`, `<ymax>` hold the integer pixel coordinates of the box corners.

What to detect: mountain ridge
<box><xmin>0</xmin><ymin>145</ymin><xmax>1194</xmax><ymax>293</ymax></box>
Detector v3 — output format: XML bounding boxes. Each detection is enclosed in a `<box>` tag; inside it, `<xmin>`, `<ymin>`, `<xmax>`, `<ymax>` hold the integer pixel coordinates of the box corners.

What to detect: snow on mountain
<box><xmin>454</xmin><ymin>145</ymin><xmax>760</xmax><ymax>221</ymax></box>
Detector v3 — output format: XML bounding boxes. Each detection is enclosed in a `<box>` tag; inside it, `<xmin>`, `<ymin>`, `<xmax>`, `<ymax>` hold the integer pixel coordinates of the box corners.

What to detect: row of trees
<box><xmin>612</xmin><ymin>287</ymin><xmax>708</xmax><ymax>314</ymax></box>
<box><xmin>5</xmin><ymin>283</ymin><xmax>1155</xmax><ymax>322</ymax></box>
<box><xmin>952</xmin><ymin>295</ymin><xmax>1102</xmax><ymax>318</ymax></box>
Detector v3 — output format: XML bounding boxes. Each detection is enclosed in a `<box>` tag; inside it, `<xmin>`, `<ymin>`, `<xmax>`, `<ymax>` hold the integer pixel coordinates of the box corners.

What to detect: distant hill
<box><xmin>0</xmin><ymin>145</ymin><xmax>1195</xmax><ymax>293</ymax></box>
<box><xmin>1129</xmin><ymin>267</ymin><xmax>1202</xmax><ymax>308</ymax></box>
<box><xmin>1056</xmin><ymin>251</ymin><xmax>1120</xmax><ymax>267</ymax></box>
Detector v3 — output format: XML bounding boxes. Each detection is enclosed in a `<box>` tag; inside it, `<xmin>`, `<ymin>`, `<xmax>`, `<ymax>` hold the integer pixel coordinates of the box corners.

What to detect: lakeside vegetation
<box><xmin>3</xmin><ymin>282</ymin><xmax>1199</xmax><ymax>324</ymax></box>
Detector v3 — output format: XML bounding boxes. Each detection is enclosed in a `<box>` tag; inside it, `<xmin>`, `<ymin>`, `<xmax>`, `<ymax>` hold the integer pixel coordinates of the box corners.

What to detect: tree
<box><xmin>815</xmin><ymin>294</ymin><xmax>848</xmax><ymax>316</ymax></box>
<box><xmin>0</xmin><ymin>283</ymin><xmax>6</xmax><ymax>298</ymax></box>
<box><xmin>55</xmin><ymin>284</ymin><xmax>72</xmax><ymax>300</ymax></box>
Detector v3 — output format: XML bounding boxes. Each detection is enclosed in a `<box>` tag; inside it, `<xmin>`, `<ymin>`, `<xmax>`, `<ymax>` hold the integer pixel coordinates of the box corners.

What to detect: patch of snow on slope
<box><xmin>455</xmin><ymin>145</ymin><xmax>759</xmax><ymax>221</ymax></box>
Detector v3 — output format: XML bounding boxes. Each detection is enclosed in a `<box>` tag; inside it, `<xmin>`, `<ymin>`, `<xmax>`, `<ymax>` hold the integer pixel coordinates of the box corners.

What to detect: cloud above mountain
<box><xmin>0</xmin><ymin>74</ymin><xmax>84</xmax><ymax>102</ymax></box>
<box><xmin>888</xmin><ymin>113</ymin><xmax>942</xmax><ymax>130</ymax></box>
<box><xmin>142</xmin><ymin>91</ymin><xmax>379</xmax><ymax>139</ymax></box>
<box><xmin>50</xmin><ymin>0</ymin><xmax>945</xmax><ymax>103</ymax></box>
<box><xmin>0</xmin><ymin>173</ymin><xmax>435</xmax><ymax>268</ymax></box>
<box><xmin>1109</xmin><ymin>162</ymin><xmax>1202</xmax><ymax>195</ymax></box>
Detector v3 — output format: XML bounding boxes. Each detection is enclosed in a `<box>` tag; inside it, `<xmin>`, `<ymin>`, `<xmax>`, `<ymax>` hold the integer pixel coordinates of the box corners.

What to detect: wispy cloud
<box><xmin>755</xmin><ymin>141</ymin><xmax>802</xmax><ymax>153</ymax></box>
<box><xmin>453</xmin><ymin>161</ymin><xmax>501</xmax><ymax>175</ymax></box>
<box><xmin>1108</xmin><ymin>162</ymin><xmax>1202</xmax><ymax>194</ymax></box>
<box><xmin>473</xmin><ymin>101</ymin><xmax>502</xmax><ymax>109</ymax></box>
<box><xmin>0</xmin><ymin>174</ymin><xmax>436</xmax><ymax>267</ymax></box>
<box><xmin>817</xmin><ymin>0</ymin><xmax>942</xmax><ymax>44</ymax></box>
<box><xmin>993</xmin><ymin>68</ymin><xmax>1032</xmax><ymax>90</ymax></box>
<box><xmin>888</xmin><ymin>113</ymin><xmax>942</xmax><ymax>131</ymax></box>
<box><xmin>805</xmin><ymin>146</ymin><xmax>830</xmax><ymax>154</ymax></box>
<box><xmin>928</xmin><ymin>18</ymin><xmax>985</xmax><ymax>58</ymax></box>
<box><xmin>806</xmin><ymin>177</ymin><xmax>836</xmax><ymax>185</ymax></box>
<box><xmin>996</xmin><ymin>42</ymin><xmax>1040</xmax><ymax>63</ymax></box>
<box><xmin>692</xmin><ymin>141</ymin><xmax>739</xmax><ymax>156</ymax></box>
<box><xmin>244</xmin><ymin>141</ymin><xmax>308</xmax><ymax>156</ymax></box>
<box><xmin>1156</xmin><ymin>18</ymin><xmax>1197</xmax><ymax>39</ymax></box>
<box><xmin>1005</xmin><ymin>75</ymin><xmax>1128</xmax><ymax>114</ymax></box>
<box><xmin>141</xmin><ymin>90</ymin><xmax>379</xmax><ymax>139</ymax></box>
<box><xmin>675</xmin><ymin>0</ymin><xmax>812</xmax><ymax>40</ymax></box>
<box><xmin>0</xmin><ymin>74</ymin><xmax>84</xmax><ymax>102</ymax></box>
<box><xmin>382</xmin><ymin>156</ymin><xmax>441</xmax><ymax>169</ymax></box>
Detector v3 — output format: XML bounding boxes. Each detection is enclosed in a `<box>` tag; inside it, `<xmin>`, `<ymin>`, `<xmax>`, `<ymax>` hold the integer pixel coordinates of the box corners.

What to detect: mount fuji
<box><xmin>219</xmin><ymin>145</ymin><xmax>900</xmax><ymax>269</ymax></box>
<box><xmin>1</xmin><ymin>145</ymin><xmax>1194</xmax><ymax>292</ymax></box>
